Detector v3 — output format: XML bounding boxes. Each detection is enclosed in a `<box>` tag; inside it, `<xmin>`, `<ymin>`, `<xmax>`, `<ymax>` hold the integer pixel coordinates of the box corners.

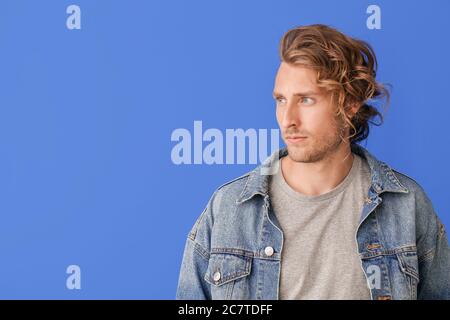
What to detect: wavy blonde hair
<box><xmin>279</xmin><ymin>24</ymin><xmax>390</xmax><ymax>143</ymax></box>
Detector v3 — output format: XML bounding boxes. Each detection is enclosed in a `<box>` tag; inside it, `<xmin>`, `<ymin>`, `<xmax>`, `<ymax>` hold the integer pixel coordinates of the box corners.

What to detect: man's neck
<box><xmin>280</xmin><ymin>144</ymin><xmax>354</xmax><ymax>196</ymax></box>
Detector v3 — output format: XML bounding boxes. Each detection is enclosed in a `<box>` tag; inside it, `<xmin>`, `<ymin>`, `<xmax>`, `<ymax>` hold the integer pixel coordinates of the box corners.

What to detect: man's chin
<box><xmin>286</xmin><ymin>145</ymin><xmax>326</xmax><ymax>163</ymax></box>
<box><xmin>286</xmin><ymin>146</ymin><xmax>309</xmax><ymax>162</ymax></box>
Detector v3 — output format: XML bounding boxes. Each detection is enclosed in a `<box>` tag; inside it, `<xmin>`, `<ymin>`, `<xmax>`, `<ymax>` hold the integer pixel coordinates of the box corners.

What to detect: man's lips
<box><xmin>285</xmin><ymin>136</ymin><xmax>307</xmax><ymax>143</ymax></box>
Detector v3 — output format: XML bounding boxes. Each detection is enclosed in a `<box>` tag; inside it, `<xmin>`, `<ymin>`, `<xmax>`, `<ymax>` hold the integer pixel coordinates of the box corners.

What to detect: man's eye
<box><xmin>301</xmin><ymin>97</ymin><xmax>314</xmax><ymax>105</ymax></box>
<box><xmin>275</xmin><ymin>97</ymin><xmax>286</xmax><ymax>104</ymax></box>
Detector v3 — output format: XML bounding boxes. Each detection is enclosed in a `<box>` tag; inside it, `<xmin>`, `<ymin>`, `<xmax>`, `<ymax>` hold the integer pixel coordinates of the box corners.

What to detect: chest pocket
<box><xmin>361</xmin><ymin>244</ymin><xmax>419</xmax><ymax>300</ymax></box>
<box><xmin>204</xmin><ymin>252</ymin><xmax>252</xmax><ymax>300</ymax></box>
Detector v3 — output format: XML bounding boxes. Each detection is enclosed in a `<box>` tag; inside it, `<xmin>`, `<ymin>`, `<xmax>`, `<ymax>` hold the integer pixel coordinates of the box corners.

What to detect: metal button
<box><xmin>264</xmin><ymin>246</ymin><xmax>274</xmax><ymax>257</ymax></box>
<box><xmin>213</xmin><ymin>271</ymin><xmax>221</xmax><ymax>282</ymax></box>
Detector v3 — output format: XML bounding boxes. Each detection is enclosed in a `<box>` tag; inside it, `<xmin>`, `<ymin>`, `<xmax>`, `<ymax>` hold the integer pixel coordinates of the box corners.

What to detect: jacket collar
<box><xmin>236</xmin><ymin>143</ymin><xmax>409</xmax><ymax>204</ymax></box>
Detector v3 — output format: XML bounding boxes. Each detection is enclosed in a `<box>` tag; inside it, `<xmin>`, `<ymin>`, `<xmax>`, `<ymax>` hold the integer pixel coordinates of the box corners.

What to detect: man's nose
<box><xmin>281</xmin><ymin>102</ymin><xmax>301</xmax><ymax>129</ymax></box>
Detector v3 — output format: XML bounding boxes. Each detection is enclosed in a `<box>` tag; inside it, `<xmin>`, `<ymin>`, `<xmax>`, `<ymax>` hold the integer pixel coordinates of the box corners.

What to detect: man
<box><xmin>176</xmin><ymin>24</ymin><xmax>450</xmax><ymax>300</ymax></box>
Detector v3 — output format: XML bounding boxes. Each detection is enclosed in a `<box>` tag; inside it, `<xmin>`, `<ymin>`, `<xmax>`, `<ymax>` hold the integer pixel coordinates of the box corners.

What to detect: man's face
<box><xmin>273</xmin><ymin>62</ymin><xmax>347</xmax><ymax>163</ymax></box>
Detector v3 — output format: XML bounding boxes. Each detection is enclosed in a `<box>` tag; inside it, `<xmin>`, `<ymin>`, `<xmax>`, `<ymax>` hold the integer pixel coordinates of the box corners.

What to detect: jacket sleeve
<box><xmin>416</xmin><ymin>191</ymin><xmax>450</xmax><ymax>299</ymax></box>
<box><xmin>176</xmin><ymin>193</ymin><xmax>216</xmax><ymax>300</ymax></box>
<box><xmin>175</xmin><ymin>236</ymin><xmax>211</xmax><ymax>299</ymax></box>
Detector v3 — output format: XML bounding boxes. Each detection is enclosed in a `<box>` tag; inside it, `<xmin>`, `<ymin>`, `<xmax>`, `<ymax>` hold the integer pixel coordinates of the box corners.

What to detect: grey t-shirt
<box><xmin>268</xmin><ymin>152</ymin><xmax>372</xmax><ymax>300</ymax></box>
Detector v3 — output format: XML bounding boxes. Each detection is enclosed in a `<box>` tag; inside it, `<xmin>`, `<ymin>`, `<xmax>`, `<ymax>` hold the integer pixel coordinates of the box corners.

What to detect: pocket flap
<box><xmin>204</xmin><ymin>253</ymin><xmax>252</xmax><ymax>286</ymax></box>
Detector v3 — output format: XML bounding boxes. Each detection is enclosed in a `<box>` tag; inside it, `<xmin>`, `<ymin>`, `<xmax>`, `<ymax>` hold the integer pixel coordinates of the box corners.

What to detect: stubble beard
<box><xmin>286</xmin><ymin>119</ymin><xmax>347</xmax><ymax>163</ymax></box>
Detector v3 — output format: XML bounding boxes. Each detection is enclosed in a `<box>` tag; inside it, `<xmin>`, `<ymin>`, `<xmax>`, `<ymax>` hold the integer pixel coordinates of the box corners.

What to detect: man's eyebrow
<box><xmin>272</xmin><ymin>90</ymin><xmax>319</xmax><ymax>97</ymax></box>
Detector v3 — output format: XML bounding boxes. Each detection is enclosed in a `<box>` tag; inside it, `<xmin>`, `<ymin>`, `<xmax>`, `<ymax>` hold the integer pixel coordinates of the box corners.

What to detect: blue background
<box><xmin>0</xmin><ymin>0</ymin><xmax>448</xmax><ymax>298</ymax></box>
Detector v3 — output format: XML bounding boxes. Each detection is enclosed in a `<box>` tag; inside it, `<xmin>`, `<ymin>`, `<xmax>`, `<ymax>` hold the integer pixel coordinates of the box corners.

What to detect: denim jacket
<box><xmin>176</xmin><ymin>143</ymin><xmax>450</xmax><ymax>300</ymax></box>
